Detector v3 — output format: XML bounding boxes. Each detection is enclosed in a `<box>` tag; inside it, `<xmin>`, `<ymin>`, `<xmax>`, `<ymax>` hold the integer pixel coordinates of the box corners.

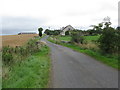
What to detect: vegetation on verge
<box><xmin>2</xmin><ymin>36</ymin><xmax>51</xmax><ymax>88</ymax></box>
<box><xmin>2</xmin><ymin>37</ymin><xmax>40</xmax><ymax>66</ymax></box>
<box><xmin>47</xmin><ymin>35</ymin><xmax>119</xmax><ymax>69</ymax></box>
<box><xmin>0</xmin><ymin>52</ymin><xmax>2</xmax><ymax>90</ymax></box>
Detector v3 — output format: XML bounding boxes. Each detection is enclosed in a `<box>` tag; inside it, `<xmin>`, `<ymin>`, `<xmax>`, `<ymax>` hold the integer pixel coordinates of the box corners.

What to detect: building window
<box><xmin>68</xmin><ymin>28</ymin><xmax>71</xmax><ymax>30</ymax></box>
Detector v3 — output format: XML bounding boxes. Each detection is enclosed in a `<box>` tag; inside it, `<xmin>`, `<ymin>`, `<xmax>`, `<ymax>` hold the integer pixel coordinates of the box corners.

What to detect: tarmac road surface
<box><xmin>41</xmin><ymin>36</ymin><xmax>118</xmax><ymax>88</ymax></box>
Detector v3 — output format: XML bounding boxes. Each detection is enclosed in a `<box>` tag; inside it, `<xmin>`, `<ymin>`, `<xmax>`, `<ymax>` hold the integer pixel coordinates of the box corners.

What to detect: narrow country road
<box><xmin>41</xmin><ymin>36</ymin><xmax>118</xmax><ymax>88</ymax></box>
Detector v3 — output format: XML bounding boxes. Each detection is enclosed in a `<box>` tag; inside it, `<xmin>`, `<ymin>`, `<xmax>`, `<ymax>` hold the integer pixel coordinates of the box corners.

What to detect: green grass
<box><xmin>58</xmin><ymin>35</ymin><xmax>100</xmax><ymax>42</ymax></box>
<box><xmin>3</xmin><ymin>46</ymin><xmax>51</xmax><ymax>88</ymax></box>
<box><xmin>59</xmin><ymin>36</ymin><xmax>71</xmax><ymax>41</ymax></box>
<box><xmin>83</xmin><ymin>35</ymin><xmax>100</xmax><ymax>41</ymax></box>
<box><xmin>63</xmin><ymin>43</ymin><xmax>118</xmax><ymax>69</ymax></box>
<box><xmin>48</xmin><ymin>37</ymin><xmax>118</xmax><ymax>69</ymax></box>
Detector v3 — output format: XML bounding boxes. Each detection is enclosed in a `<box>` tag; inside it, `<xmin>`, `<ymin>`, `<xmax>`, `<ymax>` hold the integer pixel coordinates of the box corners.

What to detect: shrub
<box><xmin>2</xmin><ymin>37</ymin><xmax>41</xmax><ymax>66</ymax></box>
<box><xmin>98</xmin><ymin>27</ymin><xmax>117</xmax><ymax>54</ymax></box>
<box><xmin>44</xmin><ymin>29</ymin><xmax>61</xmax><ymax>35</ymax></box>
<box><xmin>116</xmin><ymin>30</ymin><xmax>120</xmax><ymax>57</ymax></box>
<box><xmin>71</xmin><ymin>32</ymin><xmax>84</xmax><ymax>44</ymax></box>
<box><xmin>2</xmin><ymin>47</ymin><xmax>13</xmax><ymax>65</ymax></box>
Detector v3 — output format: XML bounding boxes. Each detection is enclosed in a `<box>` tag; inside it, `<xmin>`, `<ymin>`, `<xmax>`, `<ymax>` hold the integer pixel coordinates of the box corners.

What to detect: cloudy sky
<box><xmin>0</xmin><ymin>0</ymin><xmax>119</xmax><ymax>35</ymax></box>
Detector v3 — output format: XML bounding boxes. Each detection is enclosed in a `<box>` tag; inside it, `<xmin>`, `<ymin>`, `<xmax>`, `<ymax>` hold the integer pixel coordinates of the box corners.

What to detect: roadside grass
<box><xmin>48</xmin><ymin>36</ymin><xmax>118</xmax><ymax>69</ymax></box>
<box><xmin>3</xmin><ymin>45</ymin><xmax>51</xmax><ymax>88</ymax></box>
<box><xmin>62</xmin><ymin>43</ymin><xmax>118</xmax><ymax>69</ymax></box>
<box><xmin>0</xmin><ymin>52</ymin><xmax>2</xmax><ymax>90</ymax></box>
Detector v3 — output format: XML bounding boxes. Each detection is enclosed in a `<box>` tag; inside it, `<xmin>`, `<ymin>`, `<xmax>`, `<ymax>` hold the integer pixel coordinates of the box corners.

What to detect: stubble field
<box><xmin>1</xmin><ymin>34</ymin><xmax>38</xmax><ymax>49</ymax></box>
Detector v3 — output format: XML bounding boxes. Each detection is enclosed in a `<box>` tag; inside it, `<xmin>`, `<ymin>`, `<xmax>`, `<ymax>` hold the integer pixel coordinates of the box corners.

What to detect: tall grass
<box><xmin>3</xmin><ymin>46</ymin><xmax>50</xmax><ymax>88</ymax></box>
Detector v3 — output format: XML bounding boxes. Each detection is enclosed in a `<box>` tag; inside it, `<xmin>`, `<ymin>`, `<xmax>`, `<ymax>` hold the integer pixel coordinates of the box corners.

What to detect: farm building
<box><xmin>18</xmin><ymin>32</ymin><xmax>36</xmax><ymax>35</ymax></box>
<box><xmin>60</xmin><ymin>25</ymin><xmax>75</xmax><ymax>35</ymax></box>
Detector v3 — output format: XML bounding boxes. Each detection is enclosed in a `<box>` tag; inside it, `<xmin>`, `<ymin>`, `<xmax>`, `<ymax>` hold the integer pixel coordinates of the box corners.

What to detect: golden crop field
<box><xmin>1</xmin><ymin>34</ymin><xmax>38</xmax><ymax>49</ymax></box>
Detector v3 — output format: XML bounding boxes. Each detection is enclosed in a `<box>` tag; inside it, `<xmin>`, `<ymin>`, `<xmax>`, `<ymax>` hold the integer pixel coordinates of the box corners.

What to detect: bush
<box><xmin>2</xmin><ymin>37</ymin><xmax>41</xmax><ymax>66</ymax></box>
<box><xmin>116</xmin><ymin>30</ymin><xmax>120</xmax><ymax>56</ymax></box>
<box><xmin>2</xmin><ymin>53</ymin><xmax>13</xmax><ymax>65</ymax></box>
<box><xmin>26</xmin><ymin>39</ymin><xmax>39</xmax><ymax>54</ymax></box>
<box><xmin>98</xmin><ymin>27</ymin><xmax>117</xmax><ymax>54</ymax></box>
<box><xmin>2</xmin><ymin>46</ymin><xmax>14</xmax><ymax>65</ymax></box>
<box><xmin>44</xmin><ymin>29</ymin><xmax>61</xmax><ymax>35</ymax></box>
<box><xmin>71</xmin><ymin>32</ymin><xmax>84</xmax><ymax>44</ymax></box>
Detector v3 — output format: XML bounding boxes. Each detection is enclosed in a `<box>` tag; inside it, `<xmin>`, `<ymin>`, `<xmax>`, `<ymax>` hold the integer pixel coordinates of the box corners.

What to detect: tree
<box><xmin>116</xmin><ymin>29</ymin><xmax>120</xmax><ymax>55</ymax></box>
<box><xmin>103</xmin><ymin>16</ymin><xmax>111</xmax><ymax>28</ymax></box>
<box><xmin>90</xmin><ymin>23</ymin><xmax>103</xmax><ymax>35</ymax></box>
<box><xmin>38</xmin><ymin>27</ymin><xmax>43</xmax><ymax>37</ymax></box>
<box><xmin>71</xmin><ymin>31</ymin><xmax>84</xmax><ymax>44</ymax></box>
<box><xmin>98</xmin><ymin>27</ymin><xmax>116</xmax><ymax>54</ymax></box>
<box><xmin>44</xmin><ymin>29</ymin><xmax>49</xmax><ymax>35</ymax></box>
<box><xmin>88</xmin><ymin>29</ymin><xmax>96</xmax><ymax>35</ymax></box>
<box><xmin>44</xmin><ymin>29</ymin><xmax>61</xmax><ymax>35</ymax></box>
<box><xmin>98</xmin><ymin>17</ymin><xmax>117</xmax><ymax>54</ymax></box>
<box><xmin>53</xmin><ymin>30</ymin><xmax>59</xmax><ymax>35</ymax></box>
<box><xmin>116</xmin><ymin>26</ymin><xmax>120</xmax><ymax>30</ymax></box>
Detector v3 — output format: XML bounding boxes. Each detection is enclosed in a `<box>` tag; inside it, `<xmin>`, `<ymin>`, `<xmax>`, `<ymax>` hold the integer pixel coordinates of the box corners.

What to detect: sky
<box><xmin>0</xmin><ymin>0</ymin><xmax>119</xmax><ymax>35</ymax></box>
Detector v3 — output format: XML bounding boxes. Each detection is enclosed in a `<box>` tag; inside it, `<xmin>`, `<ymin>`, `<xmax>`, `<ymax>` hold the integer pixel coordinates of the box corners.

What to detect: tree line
<box><xmin>38</xmin><ymin>17</ymin><xmax>120</xmax><ymax>56</ymax></box>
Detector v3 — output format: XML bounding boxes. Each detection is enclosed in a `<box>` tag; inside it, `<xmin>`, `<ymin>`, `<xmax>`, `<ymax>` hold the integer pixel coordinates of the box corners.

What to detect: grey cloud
<box><xmin>98</xmin><ymin>1</ymin><xmax>117</xmax><ymax>12</ymax></box>
<box><xmin>118</xmin><ymin>1</ymin><xmax>120</xmax><ymax>26</ymax></box>
<box><xmin>64</xmin><ymin>11</ymin><xmax>90</xmax><ymax>17</ymax></box>
<box><xmin>2</xmin><ymin>16</ymin><xmax>48</xmax><ymax>35</ymax></box>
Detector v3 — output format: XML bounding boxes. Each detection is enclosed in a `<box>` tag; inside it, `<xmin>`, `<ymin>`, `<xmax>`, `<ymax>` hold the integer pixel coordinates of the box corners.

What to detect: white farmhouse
<box><xmin>60</xmin><ymin>25</ymin><xmax>75</xmax><ymax>35</ymax></box>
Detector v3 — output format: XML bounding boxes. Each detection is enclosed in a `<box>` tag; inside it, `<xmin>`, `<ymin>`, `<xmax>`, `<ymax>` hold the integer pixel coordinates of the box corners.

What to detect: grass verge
<box><xmin>2</xmin><ymin>44</ymin><xmax>51</xmax><ymax>88</ymax></box>
<box><xmin>48</xmin><ymin>37</ymin><xmax>118</xmax><ymax>69</ymax></box>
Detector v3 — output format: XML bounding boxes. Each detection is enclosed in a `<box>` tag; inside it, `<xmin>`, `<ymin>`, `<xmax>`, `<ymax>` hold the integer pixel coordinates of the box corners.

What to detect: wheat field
<box><xmin>1</xmin><ymin>34</ymin><xmax>38</xmax><ymax>49</ymax></box>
